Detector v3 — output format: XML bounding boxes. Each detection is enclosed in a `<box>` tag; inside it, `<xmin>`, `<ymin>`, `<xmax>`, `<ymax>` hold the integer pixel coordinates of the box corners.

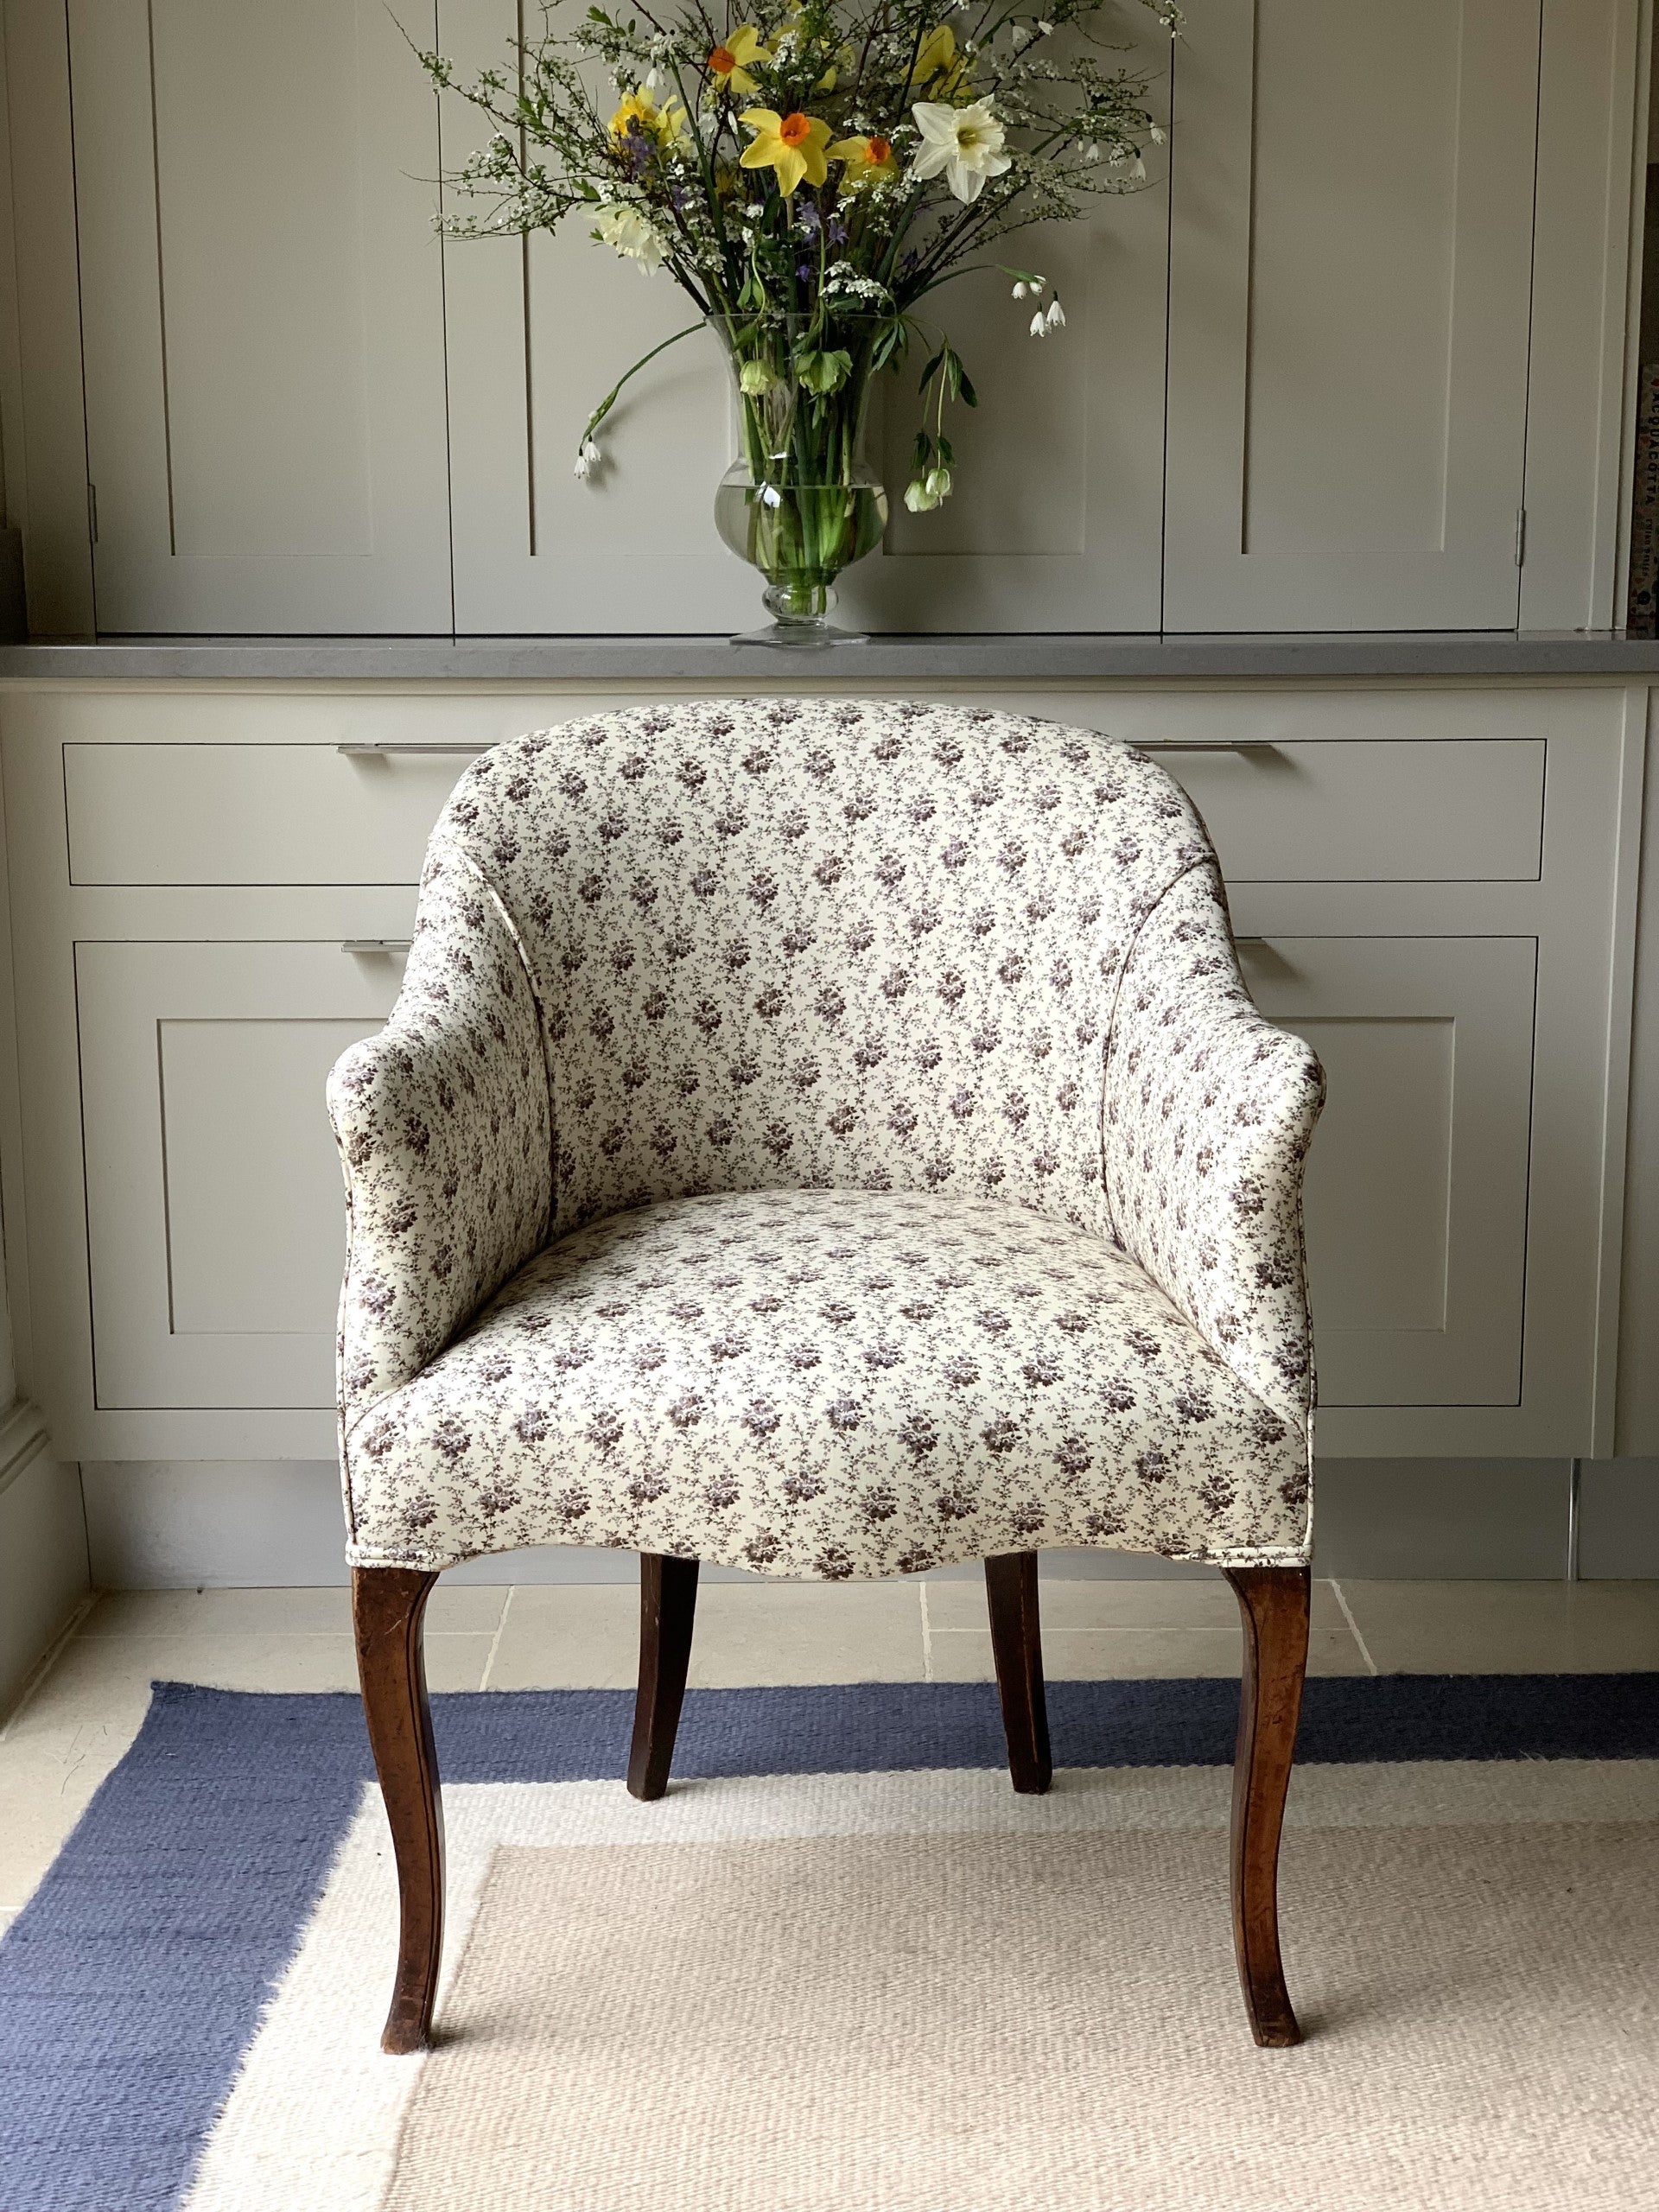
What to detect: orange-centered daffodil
<box><xmin>739</xmin><ymin>107</ymin><xmax>832</xmax><ymax>194</ymax></box>
<box><xmin>828</xmin><ymin>132</ymin><xmax>897</xmax><ymax>187</ymax></box>
<box><xmin>708</xmin><ymin>24</ymin><xmax>768</xmax><ymax>95</ymax></box>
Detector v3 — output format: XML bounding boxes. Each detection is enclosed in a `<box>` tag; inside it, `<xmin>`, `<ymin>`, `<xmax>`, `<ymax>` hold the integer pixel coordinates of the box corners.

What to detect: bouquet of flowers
<box><xmin>423</xmin><ymin>0</ymin><xmax>1177</xmax><ymax>639</ymax></box>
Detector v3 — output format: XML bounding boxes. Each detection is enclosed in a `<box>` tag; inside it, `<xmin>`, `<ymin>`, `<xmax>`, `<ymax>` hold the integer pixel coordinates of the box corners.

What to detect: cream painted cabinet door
<box><xmin>1239</xmin><ymin>936</ymin><xmax>1538</xmax><ymax>1408</ymax></box>
<box><xmin>439</xmin><ymin>0</ymin><xmax>1171</xmax><ymax>633</ymax></box>
<box><xmin>76</xmin><ymin>942</ymin><xmax>405</xmax><ymax>1408</ymax></box>
<box><xmin>1163</xmin><ymin>0</ymin><xmax>1540</xmax><ymax>632</ymax></box>
<box><xmin>67</xmin><ymin>0</ymin><xmax>453</xmax><ymax>632</ymax></box>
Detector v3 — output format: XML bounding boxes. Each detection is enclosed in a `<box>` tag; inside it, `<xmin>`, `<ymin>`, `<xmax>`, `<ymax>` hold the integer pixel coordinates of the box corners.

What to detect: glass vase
<box><xmin>710</xmin><ymin>315</ymin><xmax>888</xmax><ymax>649</ymax></box>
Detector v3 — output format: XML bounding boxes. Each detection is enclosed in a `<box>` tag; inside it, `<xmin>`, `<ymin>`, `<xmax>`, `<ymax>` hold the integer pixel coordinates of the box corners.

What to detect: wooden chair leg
<box><xmin>353</xmin><ymin>1565</ymin><xmax>444</xmax><ymax>2055</ymax></box>
<box><xmin>627</xmin><ymin>1553</ymin><xmax>700</xmax><ymax>1802</ymax></box>
<box><xmin>1223</xmin><ymin>1564</ymin><xmax>1311</xmax><ymax>2048</ymax></box>
<box><xmin>984</xmin><ymin>1550</ymin><xmax>1052</xmax><ymax>1795</ymax></box>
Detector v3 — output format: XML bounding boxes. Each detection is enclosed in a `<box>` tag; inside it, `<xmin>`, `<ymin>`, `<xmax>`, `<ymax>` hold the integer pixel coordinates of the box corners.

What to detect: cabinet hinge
<box><xmin>86</xmin><ymin>482</ymin><xmax>98</xmax><ymax>546</ymax></box>
<box><xmin>1514</xmin><ymin>506</ymin><xmax>1527</xmax><ymax>568</ymax></box>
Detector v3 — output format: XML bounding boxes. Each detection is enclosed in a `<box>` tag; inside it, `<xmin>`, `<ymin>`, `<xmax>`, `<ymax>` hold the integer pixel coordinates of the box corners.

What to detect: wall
<box><xmin>0</xmin><ymin>1429</ymin><xmax>88</xmax><ymax>1706</ymax></box>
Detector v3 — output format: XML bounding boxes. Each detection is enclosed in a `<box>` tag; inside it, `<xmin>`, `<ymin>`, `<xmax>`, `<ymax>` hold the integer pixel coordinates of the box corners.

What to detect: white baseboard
<box><xmin>77</xmin><ymin>1454</ymin><xmax>1659</xmax><ymax>1587</ymax></box>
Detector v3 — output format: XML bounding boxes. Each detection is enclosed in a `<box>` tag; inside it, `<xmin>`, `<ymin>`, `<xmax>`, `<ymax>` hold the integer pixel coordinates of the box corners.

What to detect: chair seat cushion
<box><xmin>345</xmin><ymin>1190</ymin><xmax>1311</xmax><ymax>1579</ymax></box>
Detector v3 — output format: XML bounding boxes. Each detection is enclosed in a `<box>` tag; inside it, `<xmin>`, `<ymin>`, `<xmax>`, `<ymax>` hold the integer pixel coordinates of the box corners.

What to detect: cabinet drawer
<box><xmin>77</xmin><ymin>939</ymin><xmax>407</xmax><ymax>1408</ymax></box>
<box><xmin>1151</xmin><ymin>738</ymin><xmax>1544</xmax><ymax>882</ymax></box>
<box><xmin>65</xmin><ymin>742</ymin><xmax>480</xmax><ymax>885</ymax></box>
<box><xmin>65</xmin><ymin>732</ymin><xmax>1545</xmax><ymax>889</ymax></box>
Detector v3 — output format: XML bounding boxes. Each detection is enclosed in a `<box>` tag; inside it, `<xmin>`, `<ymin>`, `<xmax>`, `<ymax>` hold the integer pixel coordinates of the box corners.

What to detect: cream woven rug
<box><xmin>183</xmin><ymin>1761</ymin><xmax>1659</xmax><ymax>2212</ymax></box>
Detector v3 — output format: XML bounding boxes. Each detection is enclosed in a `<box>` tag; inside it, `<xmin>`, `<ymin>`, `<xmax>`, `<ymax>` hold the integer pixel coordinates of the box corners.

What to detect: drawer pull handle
<box><xmin>336</xmin><ymin>741</ymin><xmax>490</xmax><ymax>758</ymax></box>
<box><xmin>1130</xmin><ymin>740</ymin><xmax>1281</xmax><ymax>754</ymax></box>
<box><xmin>341</xmin><ymin>938</ymin><xmax>412</xmax><ymax>956</ymax></box>
<box><xmin>1234</xmin><ymin>937</ymin><xmax>1299</xmax><ymax>979</ymax></box>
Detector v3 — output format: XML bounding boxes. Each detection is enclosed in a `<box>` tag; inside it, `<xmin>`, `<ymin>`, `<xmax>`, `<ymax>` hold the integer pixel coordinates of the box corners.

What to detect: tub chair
<box><xmin>328</xmin><ymin>699</ymin><xmax>1324</xmax><ymax>2056</ymax></box>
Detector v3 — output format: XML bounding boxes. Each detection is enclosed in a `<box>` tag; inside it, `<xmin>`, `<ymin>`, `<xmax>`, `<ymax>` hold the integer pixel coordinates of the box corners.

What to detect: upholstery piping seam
<box><xmin>328</xmin><ymin>1104</ymin><xmax>362</xmax><ymax>1544</ymax></box>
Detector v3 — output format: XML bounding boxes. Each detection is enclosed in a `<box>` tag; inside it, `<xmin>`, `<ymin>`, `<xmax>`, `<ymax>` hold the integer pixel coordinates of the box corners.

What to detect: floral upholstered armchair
<box><xmin>328</xmin><ymin>700</ymin><xmax>1324</xmax><ymax>2055</ymax></box>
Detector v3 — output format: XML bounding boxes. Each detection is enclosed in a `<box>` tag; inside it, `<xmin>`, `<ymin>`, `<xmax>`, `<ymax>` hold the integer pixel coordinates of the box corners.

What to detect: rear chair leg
<box><xmin>1223</xmin><ymin>1564</ymin><xmax>1311</xmax><ymax>2048</ymax></box>
<box><xmin>353</xmin><ymin>1565</ymin><xmax>444</xmax><ymax>2055</ymax></box>
<box><xmin>984</xmin><ymin>1551</ymin><xmax>1052</xmax><ymax>1795</ymax></box>
<box><xmin>628</xmin><ymin>1553</ymin><xmax>700</xmax><ymax>1802</ymax></box>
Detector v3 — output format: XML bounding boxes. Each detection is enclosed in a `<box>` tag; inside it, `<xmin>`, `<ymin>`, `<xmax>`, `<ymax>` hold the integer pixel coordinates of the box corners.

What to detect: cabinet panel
<box><xmin>439</xmin><ymin>0</ymin><xmax>1169</xmax><ymax>633</ymax></box>
<box><xmin>77</xmin><ymin>941</ymin><xmax>406</xmax><ymax>1408</ymax></box>
<box><xmin>1164</xmin><ymin>0</ymin><xmax>1540</xmax><ymax>631</ymax></box>
<box><xmin>1242</xmin><ymin>937</ymin><xmax>1538</xmax><ymax>1407</ymax></box>
<box><xmin>67</xmin><ymin>0</ymin><xmax>452</xmax><ymax>632</ymax></box>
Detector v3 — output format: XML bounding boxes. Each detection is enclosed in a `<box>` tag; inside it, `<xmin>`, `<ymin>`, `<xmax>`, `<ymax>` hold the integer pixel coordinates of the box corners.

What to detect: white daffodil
<box><xmin>593</xmin><ymin>202</ymin><xmax>666</xmax><ymax>271</ymax></box>
<box><xmin>911</xmin><ymin>100</ymin><xmax>1012</xmax><ymax>204</ymax></box>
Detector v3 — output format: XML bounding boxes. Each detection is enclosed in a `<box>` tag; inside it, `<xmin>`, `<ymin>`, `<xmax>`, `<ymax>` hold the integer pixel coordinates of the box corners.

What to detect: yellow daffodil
<box><xmin>707</xmin><ymin>25</ymin><xmax>768</xmax><ymax>96</ymax></box>
<box><xmin>816</xmin><ymin>42</ymin><xmax>857</xmax><ymax>92</ymax></box>
<box><xmin>909</xmin><ymin>22</ymin><xmax>968</xmax><ymax>97</ymax></box>
<box><xmin>739</xmin><ymin>106</ymin><xmax>832</xmax><ymax>195</ymax></box>
<box><xmin>828</xmin><ymin>132</ymin><xmax>898</xmax><ymax>188</ymax></box>
<box><xmin>609</xmin><ymin>85</ymin><xmax>689</xmax><ymax>150</ymax></box>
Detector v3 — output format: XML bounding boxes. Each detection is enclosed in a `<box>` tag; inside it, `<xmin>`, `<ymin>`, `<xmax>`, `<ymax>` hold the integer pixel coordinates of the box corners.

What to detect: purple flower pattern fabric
<box><xmin>327</xmin><ymin>852</ymin><xmax>552</xmax><ymax>1427</ymax></box>
<box><xmin>329</xmin><ymin>699</ymin><xmax>1322</xmax><ymax>1577</ymax></box>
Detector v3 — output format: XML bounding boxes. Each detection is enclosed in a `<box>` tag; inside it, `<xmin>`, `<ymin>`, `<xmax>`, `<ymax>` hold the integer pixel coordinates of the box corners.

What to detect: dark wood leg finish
<box><xmin>627</xmin><ymin>1553</ymin><xmax>700</xmax><ymax>1802</ymax></box>
<box><xmin>1222</xmin><ymin>1564</ymin><xmax>1310</xmax><ymax>2048</ymax></box>
<box><xmin>984</xmin><ymin>1551</ymin><xmax>1052</xmax><ymax>1795</ymax></box>
<box><xmin>353</xmin><ymin>1565</ymin><xmax>444</xmax><ymax>2055</ymax></box>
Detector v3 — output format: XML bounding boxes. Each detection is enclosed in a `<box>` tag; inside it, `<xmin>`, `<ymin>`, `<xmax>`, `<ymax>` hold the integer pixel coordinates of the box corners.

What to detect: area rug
<box><xmin>3</xmin><ymin>1677</ymin><xmax>1659</xmax><ymax>2212</ymax></box>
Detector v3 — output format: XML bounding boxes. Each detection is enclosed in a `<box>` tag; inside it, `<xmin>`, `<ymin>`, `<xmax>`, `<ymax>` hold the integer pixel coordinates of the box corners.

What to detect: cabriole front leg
<box><xmin>353</xmin><ymin>1565</ymin><xmax>445</xmax><ymax>2054</ymax></box>
<box><xmin>1222</xmin><ymin>1564</ymin><xmax>1310</xmax><ymax>2048</ymax></box>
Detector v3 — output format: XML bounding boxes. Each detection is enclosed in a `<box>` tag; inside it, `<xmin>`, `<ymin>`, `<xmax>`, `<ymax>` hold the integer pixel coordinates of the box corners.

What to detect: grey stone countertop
<box><xmin>3</xmin><ymin>631</ymin><xmax>1659</xmax><ymax>683</ymax></box>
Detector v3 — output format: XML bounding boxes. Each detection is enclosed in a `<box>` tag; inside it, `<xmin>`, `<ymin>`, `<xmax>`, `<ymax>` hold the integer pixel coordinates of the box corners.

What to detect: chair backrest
<box><xmin>423</xmin><ymin>698</ymin><xmax>1219</xmax><ymax>1236</ymax></box>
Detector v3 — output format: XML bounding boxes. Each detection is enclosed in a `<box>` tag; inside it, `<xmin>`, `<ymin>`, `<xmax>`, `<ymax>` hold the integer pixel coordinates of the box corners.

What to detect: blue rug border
<box><xmin>5</xmin><ymin>1670</ymin><xmax>1659</xmax><ymax>2212</ymax></box>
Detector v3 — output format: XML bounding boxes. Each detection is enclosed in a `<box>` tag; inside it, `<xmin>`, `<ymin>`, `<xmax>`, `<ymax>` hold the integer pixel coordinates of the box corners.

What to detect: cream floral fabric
<box><xmin>330</xmin><ymin>699</ymin><xmax>1322</xmax><ymax>1576</ymax></box>
<box><xmin>1105</xmin><ymin>862</ymin><xmax>1322</xmax><ymax>1438</ymax></box>
<box><xmin>346</xmin><ymin>1190</ymin><xmax>1311</xmax><ymax>1576</ymax></box>
<box><xmin>327</xmin><ymin>853</ymin><xmax>552</xmax><ymax>1425</ymax></box>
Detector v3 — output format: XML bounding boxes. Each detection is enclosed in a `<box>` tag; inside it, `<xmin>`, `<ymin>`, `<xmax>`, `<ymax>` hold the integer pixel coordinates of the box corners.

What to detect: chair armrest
<box><xmin>327</xmin><ymin>846</ymin><xmax>553</xmax><ymax>1433</ymax></box>
<box><xmin>1103</xmin><ymin>861</ymin><xmax>1325</xmax><ymax>1442</ymax></box>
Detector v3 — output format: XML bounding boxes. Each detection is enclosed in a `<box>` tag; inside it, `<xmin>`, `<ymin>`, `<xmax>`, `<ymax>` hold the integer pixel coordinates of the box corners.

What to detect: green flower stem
<box><xmin>579</xmin><ymin>322</ymin><xmax>705</xmax><ymax>451</ymax></box>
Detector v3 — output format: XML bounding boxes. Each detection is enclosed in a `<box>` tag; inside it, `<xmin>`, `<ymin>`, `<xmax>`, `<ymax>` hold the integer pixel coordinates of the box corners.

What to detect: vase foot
<box><xmin>730</xmin><ymin>620</ymin><xmax>870</xmax><ymax>651</ymax></box>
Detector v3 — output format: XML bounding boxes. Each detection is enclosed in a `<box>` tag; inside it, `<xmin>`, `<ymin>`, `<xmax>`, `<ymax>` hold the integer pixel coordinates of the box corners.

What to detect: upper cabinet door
<box><xmin>438</xmin><ymin>0</ymin><xmax>753</xmax><ymax>637</ymax></box>
<box><xmin>1163</xmin><ymin>0</ymin><xmax>1541</xmax><ymax>633</ymax></box>
<box><xmin>68</xmin><ymin>0</ymin><xmax>453</xmax><ymax>633</ymax></box>
<box><xmin>440</xmin><ymin>0</ymin><xmax>1171</xmax><ymax>634</ymax></box>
